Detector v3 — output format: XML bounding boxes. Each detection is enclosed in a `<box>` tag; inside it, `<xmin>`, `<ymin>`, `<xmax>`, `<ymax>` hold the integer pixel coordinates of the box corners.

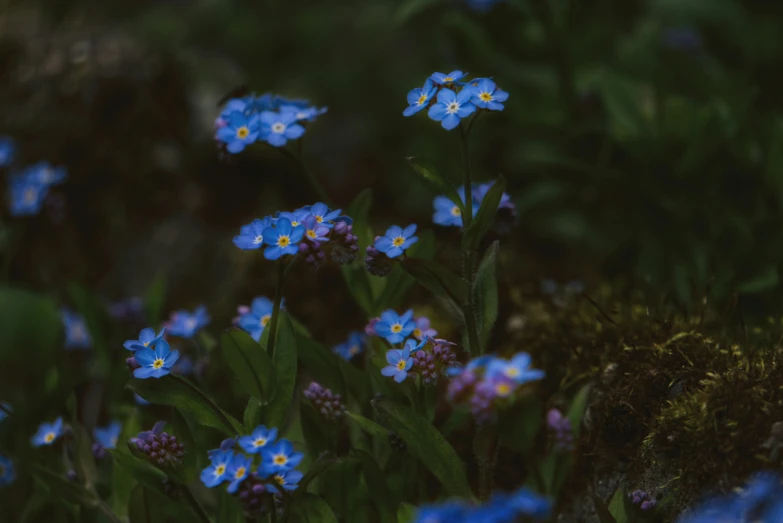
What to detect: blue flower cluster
<box><xmin>413</xmin><ymin>485</ymin><xmax>551</xmax><ymax>523</ymax></box>
<box><xmin>333</xmin><ymin>331</ymin><xmax>366</xmax><ymax>361</ymax></box>
<box><xmin>433</xmin><ymin>182</ymin><xmax>514</xmax><ymax>228</ymax></box>
<box><xmin>676</xmin><ymin>473</ymin><xmax>783</xmax><ymax>523</ymax></box>
<box><xmin>201</xmin><ymin>425</ymin><xmax>304</xmax><ymax>499</ymax></box>
<box><xmin>61</xmin><ymin>308</ymin><xmax>92</xmax><ymax>350</ymax></box>
<box><xmin>403</xmin><ymin>71</ymin><xmax>508</xmax><ymax>130</ymax></box>
<box><xmin>7</xmin><ymin>159</ymin><xmax>68</xmax><ymax>217</ymax></box>
<box><xmin>364</xmin><ymin>224</ymin><xmax>418</xmax><ymax>276</ymax></box>
<box><xmin>124</xmin><ymin>327</ymin><xmax>180</xmax><ymax>379</ymax></box>
<box><xmin>215</xmin><ymin>93</ymin><xmax>326</xmax><ymax>153</ymax></box>
<box><xmin>31</xmin><ymin>417</ymin><xmax>65</xmax><ymax>447</ymax></box>
<box><xmin>447</xmin><ymin>353</ymin><xmax>545</xmax><ymax>423</ymax></box>
<box><xmin>166</xmin><ymin>306</ymin><xmax>210</xmax><ymax>339</ymax></box>
<box><xmin>234</xmin><ymin>296</ymin><xmax>279</xmax><ymax>342</ymax></box>
<box><xmin>233</xmin><ymin>203</ymin><xmax>357</xmax><ymax>265</ymax></box>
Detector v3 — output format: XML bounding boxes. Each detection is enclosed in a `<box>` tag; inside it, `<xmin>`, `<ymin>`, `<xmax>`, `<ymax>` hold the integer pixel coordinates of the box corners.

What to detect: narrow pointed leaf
<box><xmin>261</xmin><ymin>313</ymin><xmax>298</xmax><ymax>428</ymax></box>
<box><xmin>401</xmin><ymin>258</ymin><xmax>468</xmax><ymax>306</ymax></box>
<box><xmin>462</xmin><ymin>176</ymin><xmax>506</xmax><ymax>250</ymax></box>
<box><xmin>406</xmin><ymin>157</ymin><xmax>465</xmax><ymax>214</ymax></box>
<box><xmin>221</xmin><ymin>328</ymin><xmax>274</xmax><ymax>400</ymax></box>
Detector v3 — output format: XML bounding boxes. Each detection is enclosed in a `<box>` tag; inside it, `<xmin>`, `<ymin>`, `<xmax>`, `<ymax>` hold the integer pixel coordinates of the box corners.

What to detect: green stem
<box><xmin>96</xmin><ymin>501</ymin><xmax>124</xmax><ymax>523</ymax></box>
<box><xmin>180</xmin><ymin>484</ymin><xmax>210</xmax><ymax>523</ymax></box>
<box><xmin>458</xmin><ymin>123</ymin><xmax>482</xmax><ymax>358</ymax></box>
<box><xmin>266</xmin><ymin>259</ymin><xmax>292</xmax><ymax>360</ymax></box>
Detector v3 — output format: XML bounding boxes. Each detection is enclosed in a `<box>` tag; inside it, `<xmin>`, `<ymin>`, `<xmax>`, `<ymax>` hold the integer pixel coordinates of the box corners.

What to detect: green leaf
<box><xmin>32</xmin><ymin>465</ymin><xmax>98</xmax><ymax>507</ymax></box>
<box><xmin>608</xmin><ymin>487</ymin><xmax>631</xmax><ymax>523</ymax></box>
<box><xmin>474</xmin><ymin>240</ymin><xmax>499</xmax><ymax>351</ymax></box>
<box><xmin>301</xmin><ymin>403</ymin><xmax>336</xmax><ymax>457</ymax></box>
<box><xmin>244</xmin><ymin>397</ymin><xmax>263</xmax><ymax>432</ymax></box>
<box><xmin>401</xmin><ymin>258</ymin><xmax>469</xmax><ymax>307</ymax></box>
<box><xmin>221</xmin><ymin>328</ymin><xmax>274</xmax><ymax>401</ymax></box>
<box><xmin>462</xmin><ymin>177</ymin><xmax>506</xmax><ymax>250</ymax></box>
<box><xmin>738</xmin><ymin>266</ymin><xmax>779</xmax><ymax>294</ymax></box>
<box><xmin>0</xmin><ymin>287</ymin><xmax>61</xmax><ymax>360</ymax></box>
<box><xmin>592</xmin><ymin>71</ymin><xmax>650</xmax><ymax>142</ymax></box>
<box><xmin>397</xmin><ymin>502</ymin><xmax>417</xmax><ymax>523</ymax></box>
<box><xmin>356</xmin><ymin>450</ymin><xmax>396</xmax><ymax>522</ymax></box>
<box><xmin>406</xmin><ymin>157</ymin><xmax>465</xmax><ymax>215</ymax></box>
<box><xmin>289</xmin><ymin>493</ymin><xmax>339</xmax><ymax>523</ymax></box>
<box><xmin>296</xmin><ymin>334</ymin><xmax>345</xmax><ymax>396</ymax></box>
<box><xmin>110</xmin><ymin>447</ymin><xmax>168</xmax><ymax>492</ymax></box>
<box><xmin>373</xmin><ymin>399</ymin><xmax>473</xmax><ymax>498</ymax></box>
<box><xmin>262</xmin><ymin>313</ymin><xmax>298</xmax><ymax>428</ymax></box>
<box><xmin>340</xmin><ymin>189</ymin><xmax>377</xmax><ymax>315</ymax></box>
<box><xmin>393</xmin><ymin>0</ymin><xmax>446</xmax><ymax>25</ymax></box>
<box><xmin>217</xmin><ymin>491</ymin><xmax>244</xmax><ymax>523</ymax></box>
<box><xmin>346</xmin><ymin>412</ymin><xmax>389</xmax><ymax>438</ymax></box>
<box><xmin>110</xmin><ymin>410</ymin><xmax>141</xmax><ymax>519</ymax></box>
<box><xmin>296</xmin><ymin>456</ymin><xmax>350</xmax><ymax>495</ymax></box>
<box><xmin>67</xmin><ymin>283</ymin><xmax>111</xmax><ymax>373</ymax></box>
<box><xmin>127</xmin><ymin>375</ymin><xmax>242</xmax><ymax>436</ymax></box>
<box><xmin>498</xmin><ymin>396</ymin><xmax>541</xmax><ymax>453</ymax></box>
<box><xmin>143</xmin><ymin>271</ymin><xmax>167</xmax><ymax>327</ymax></box>
<box><xmin>592</xmin><ymin>495</ymin><xmax>618</xmax><ymax>523</ymax></box>
<box><xmin>170</xmin><ymin>410</ymin><xmax>200</xmax><ymax>482</ymax></box>
<box><xmin>566</xmin><ymin>383</ymin><xmax>592</xmax><ymax>440</ymax></box>
<box><xmin>128</xmin><ymin>485</ymin><xmax>167</xmax><ymax>523</ymax></box>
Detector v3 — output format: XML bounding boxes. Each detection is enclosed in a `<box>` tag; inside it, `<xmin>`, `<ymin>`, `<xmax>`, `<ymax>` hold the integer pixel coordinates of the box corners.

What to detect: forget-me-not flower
<box><xmin>0</xmin><ymin>455</ymin><xmax>15</xmax><ymax>487</ymax></box>
<box><xmin>412</xmin><ymin>316</ymin><xmax>438</xmax><ymax>341</ymax></box>
<box><xmin>486</xmin><ymin>353</ymin><xmax>545</xmax><ymax>385</ymax></box>
<box><xmin>374</xmin><ymin>224</ymin><xmax>418</xmax><ymax>258</ymax></box>
<box><xmin>433</xmin><ymin>196</ymin><xmax>464</xmax><ymax>227</ymax></box>
<box><xmin>123</xmin><ymin>327</ymin><xmax>166</xmax><ymax>352</ymax></box>
<box><xmin>306</xmin><ymin>202</ymin><xmax>341</xmax><ymax>227</ymax></box>
<box><xmin>470</xmin><ymin>78</ymin><xmax>508</xmax><ymax>111</ymax></box>
<box><xmin>94</xmin><ymin>421</ymin><xmax>122</xmax><ymax>450</ymax></box>
<box><xmin>258</xmin><ymin>439</ymin><xmax>304</xmax><ymax>477</ymax></box>
<box><xmin>8</xmin><ymin>175</ymin><xmax>48</xmax><ymax>216</ymax></box>
<box><xmin>216</xmin><ymin>112</ymin><xmax>261</xmax><ymax>153</ymax></box>
<box><xmin>381</xmin><ymin>344</ymin><xmax>415</xmax><ymax>383</ymax></box>
<box><xmin>260</xmin><ymin>110</ymin><xmax>305</xmax><ymax>147</ymax></box>
<box><xmin>238</xmin><ymin>424</ymin><xmax>278</xmax><ymax>454</ymax></box>
<box><xmin>200</xmin><ymin>449</ymin><xmax>234</xmax><ymax>488</ymax></box>
<box><xmin>262</xmin><ymin>217</ymin><xmax>304</xmax><ymax>260</ymax></box>
<box><xmin>25</xmin><ymin>162</ymin><xmax>67</xmax><ymax>186</ymax></box>
<box><xmin>167</xmin><ymin>306</ymin><xmax>210</xmax><ymax>338</ymax></box>
<box><xmin>233</xmin><ymin>217</ymin><xmax>275</xmax><ymax>250</ymax></box>
<box><xmin>333</xmin><ymin>331</ymin><xmax>365</xmax><ymax>360</ymax></box>
<box><xmin>277</xmin><ymin>208</ymin><xmax>310</xmax><ymax>228</ymax></box>
<box><xmin>226</xmin><ymin>453</ymin><xmax>253</xmax><ymax>493</ymax></box>
<box><xmin>0</xmin><ymin>137</ymin><xmax>15</xmax><ymax>167</ymax></box>
<box><xmin>61</xmin><ymin>308</ymin><xmax>91</xmax><ymax>350</ymax></box>
<box><xmin>429</xmin><ymin>70</ymin><xmax>467</xmax><ymax>86</ymax></box>
<box><xmin>270</xmin><ymin>469</ymin><xmax>304</xmax><ymax>492</ymax></box>
<box><xmin>302</xmin><ymin>215</ymin><xmax>330</xmax><ymax>243</ymax></box>
<box><xmin>428</xmin><ymin>88</ymin><xmax>476</xmax><ymax>131</ymax></box>
<box><xmin>133</xmin><ymin>338</ymin><xmax>180</xmax><ymax>379</ymax></box>
<box><xmin>403</xmin><ymin>78</ymin><xmax>438</xmax><ymax>117</ymax></box>
<box><xmin>374</xmin><ymin>309</ymin><xmax>415</xmax><ymax>343</ymax></box>
<box><xmin>237</xmin><ymin>296</ymin><xmax>279</xmax><ymax>342</ymax></box>
<box><xmin>32</xmin><ymin>417</ymin><xmax>64</xmax><ymax>447</ymax></box>
<box><xmin>0</xmin><ymin>402</ymin><xmax>11</xmax><ymax>422</ymax></box>
<box><xmin>282</xmin><ymin>104</ymin><xmax>328</xmax><ymax>123</ymax></box>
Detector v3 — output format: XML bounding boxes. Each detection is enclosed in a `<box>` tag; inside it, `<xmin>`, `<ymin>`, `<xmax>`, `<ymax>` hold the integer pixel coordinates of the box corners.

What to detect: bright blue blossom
<box><xmin>305</xmin><ymin>202</ymin><xmax>342</xmax><ymax>227</ymax></box>
<box><xmin>262</xmin><ymin>217</ymin><xmax>304</xmax><ymax>260</ymax></box>
<box><xmin>260</xmin><ymin>110</ymin><xmax>305</xmax><ymax>147</ymax></box>
<box><xmin>374</xmin><ymin>224</ymin><xmax>418</xmax><ymax>258</ymax></box>
<box><xmin>8</xmin><ymin>175</ymin><xmax>48</xmax><ymax>216</ymax></box>
<box><xmin>381</xmin><ymin>344</ymin><xmax>414</xmax><ymax>383</ymax></box>
<box><xmin>676</xmin><ymin>472</ymin><xmax>783</xmax><ymax>523</ymax></box>
<box><xmin>25</xmin><ymin>161</ymin><xmax>67</xmax><ymax>186</ymax></box>
<box><xmin>238</xmin><ymin>296</ymin><xmax>279</xmax><ymax>342</ymax></box>
<box><xmin>133</xmin><ymin>338</ymin><xmax>180</xmax><ymax>379</ymax></box>
<box><xmin>374</xmin><ymin>309</ymin><xmax>415</xmax><ymax>343</ymax></box>
<box><xmin>403</xmin><ymin>78</ymin><xmax>438</xmax><ymax>117</ymax></box>
<box><xmin>0</xmin><ymin>455</ymin><xmax>15</xmax><ymax>488</ymax></box>
<box><xmin>302</xmin><ymin>215</ymin><xmax>330</xmax><ymax>243</ymax></box>
<box><xmin>486</xmin><ymin>353</ymin><xmax>545</xmax><ymax>385</ymax></box>
<box><xmin>333</xmin><ymin>331</ymin><xmax>366</xmax><ymax>360</ymax></box>
<box><xmin>269</xmin><ymin>469</ymin><xmax>304</xmax><ymax>492</ymax></box>
<box><xmin>428</xmin><ymin>88</ymin><xmax>476</xmax><ymax>131</ymax></box>
<box><xmin>123</xmin><ymin>327</ymin><xmax>166</xmax><ymax>352</ymax></box>
<box><xmin>433</xmin><ymin>196</ymin><xmax>465</xmax><ymax>227</ymax></box>
<box><xmin>200</xmin><ymin>449</ymin><xmax>234</xmax><ymax>488</ymax></box>
<box><xmin>258</xmin><ymin>439</ymin><xmax>304</xmax><ymax>477</ymax></box>
<box><xmin>470</xmin><ymin>78</ymin><xmax>508</xmax><ymax>111</ymax></box>
<box><xmin>414</xmin><ymin>501</ymin><xmax>468</xmax><ymax>523</ymax></box>
<box><xmin>32</xmin><ymin>417</ymin><xmax>64</xmax><ymax>447</ymax></box>
<box><xmin>0</xmin><ymin>137</ymin><xmax>15</xmax><ymax>167</ymax></box>
<box><xmin>282</xmin><ymin>104</ymin><xmax>328</xmax><ymax>123</ymax></box>
<box><xmin>61</xmin><ymin>308</ymin><xmax>91</xmax><ymax>350</ymax></box>
<box><xmin>277</xmin><ymin>208</ymin><xmax>310</xmax><ymax>228</ymax></box>
<box><xmin>429</xmin><ymin>70</ymin><xmax>467</xmax><ymax>86</ymax></box>
<box><xmin>238</xmin><ymin>425</ymin><xmax>278</xmax><ymax>454</ymax></box>
<box><xmin>94</xmin><ymin>421</ymin><xmax>122</xmax><ymax>450</ymax></box>
<box><xmin>414</xmin><ymin>486</ymin><xmax>551</xmax><ymax>522</ymax></box>
<box><xmin>216</xmin><ymin>112</ymin><xmax>261</xmax><ymax>153</ymax></box>
<box><xmin>226</xmin><ymin>453</ymin><xmax>253</xmax><ymax>493</ymax></box>
<box><xmin>167</xmin><ymin>306</ymin><xmax>210</xmax><ymax>338</ymax></box>
<box><xmin>413</xmin><ymin>316</ymin><xmax>438</xmax><ymax>341</ymax></box>
<box><xmin>233</xmin><ymin>217</ymin><xmax>275</xmax><ymax>250</ymax></box>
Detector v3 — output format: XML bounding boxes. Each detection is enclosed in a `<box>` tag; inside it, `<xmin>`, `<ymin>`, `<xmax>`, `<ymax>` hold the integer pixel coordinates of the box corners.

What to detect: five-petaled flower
<box><xmin>403</xmin><ymin>78</ymin><xmax>438</xmax><ymax>117</ymax></box>
<box><xmin>374</xmin><ymin>309</ymin><xmax>415</xmax><ymax>343</ymax></box>
<box><xmin>233</xmin><ymin>217</ymin><xmax>275</xmax><ymax>250</ymax></box>
<box><xmin>61</xmin><ymin>308</ymin><xmax>92</xmax><ymax>350</ymax></box>
<box><xmin>9</xmin><ymin>175</ymin><xmax>48</xmax><ymax>217</ymax></box>
<box><xmin>216</xmin><ymin>112</ymin><xmax>261</xmax><ymax>153</ymax></box>
<box><xmin>433</xmin><ymin>195</ymin><xmax>465</xmax><ymax>227</ymax></box>
<box><xmin>429</xmin><ymin>70</ymin><xmax>467</xmax><ymax>86</ymax></box>
<box><xmin>277</xmin><ymin>208</ymin><xmax>310</xmax><ymax>228</ymax></box>
<box><xmin>428</xmin><ymin>88</ymin><xmax>476</xmax><ymax>131</ymax></box>
<box><xmin>260</xmin><ymin>110</ymin><xmax>305</xmax><ymax>147</ymax></box>
<box><xmin>262</xmin><ymin>217</ymin><xmax>304</xmax><ymax>260</ymax></box>
<box><xmin>226</xmin><ymin>453</ymin><xmax>253</xmax><ymax>493</ymax></box>
<box><xmin>200</xmin><ymin>449</ymin><xmax>234</xmax><ymax>488</ymax></box>
<box><xmin>0</xmin><ymin>137</ymin><xmax>15</xmax><ymax>167</ymax></box>
<box><xmin>25</xmin><ymin>161</ymin><xmax>67</xmax><ymax>186</ymax></box>
<box><xmin>167</xmin><ymin>306</ymin><xmax>210</xmax><ymax>338</ymax></box>
<box><xmin>486</xmin><ymin>353</ymin><xmax>545</xmax><ymax>385</ymax></box>
<box><xmin>258</xmin><ymin>440</ymin><xmax>304</xmax><ymax>477</ymax></box>
<box><xmin>32</xmin><ymin>417</ymin><xmax>64</xmax><ymax>447</ymax></box>
<box><xmin>123</xmin><ymin>327</ymin><xmax>166</xmax><ymax>352</ymax></box>
<box><xmin>238</xmin><ymin>425</ymin><xmax>278</xmax><ymax>455</ymax></box>
<box><xmin>470</xmin><ymin>78</ymin><xmax>509</xmax><ymax>111</ymax></box>
<box><xmin>269</xmin><ymin>469</ymin><xmax>304</xmax><ymax>492</ymax></box>
<box><xmin>133</xmin><ymin>338</ymin><xmax>180</xmax><ymax>379</ymax></box>
<box><xmin>382</xmin><ymin>343</ymin><xmax>415</xmax><ymax>383</ymax></box>
<box><xmin>374</xmin><ymin>224</ymin><xmax>418</xmax><ymax>258</ymax></box>
<box><xmin>413</xmin><ymin>316</ymin><xmax>438</xmax><ymax>341</ymax></box>
<box><xmin>237</xmin><ymin>297</ymin><xmax>278</xmax><ymax>342</ymax></box>
<box><xmin>333</xmin><ymin>331</ymin><xmax>366</xmax><ymax>360</ymax></box>
<box><xmin>305</xmin><ymin>202</ymin><xmax>342</xmax><ymax>227</ymax></box>
<box><xmin>94</xmin><ymin>421</ymin><xmax>122</xmax><ymax>450</ymax></box>
<box><xmin>301</xmin><ymin>215</ymin><xmax>330</xmax><ymax>243</ymax></box>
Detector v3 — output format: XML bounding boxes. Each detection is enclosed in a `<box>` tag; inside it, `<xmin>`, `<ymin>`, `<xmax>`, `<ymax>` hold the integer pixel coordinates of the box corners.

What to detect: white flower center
<box><xmin>24</xmin><ymin>187</ymin><xmax>37</xmax><ymax>204</ymax></box>
<box><xmin>271</xmin><ymin>122</ymin><xmax>286</xmax><ymax>134</ymax></box>
<box><xmin>253</xmin><ymin>235</ymin><xmax>263</xmax><ymax>244</ymax></box>
<box><xmin>446</xmin><ymin>102</ymin><xmax>460</xmax><ymax>114</ymax></box>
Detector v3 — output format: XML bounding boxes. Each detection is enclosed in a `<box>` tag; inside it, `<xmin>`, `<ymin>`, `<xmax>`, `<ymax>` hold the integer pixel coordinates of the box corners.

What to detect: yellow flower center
<box><xmin>24</xmin><ymin>187</ymin><xmax>37</xmax><ymax>203</ymax></box>
<box><xmin>349</xmin><ymin>345</ymin><xmax>359</xmax><ymax>355</ymax></box>
<box><xmin>275</xmin><ymin>474</ymin><xmax>285</xmax><ymax>485</ymax></box>
<box><xmin>44</xmin><ymin>432</ymin><xmax>56</xmax><ymax>443</ymax></box>
<box><xmin>392</xmin><ymin>236</ymin><xmax>405</xmax><ymax>247</ymax></box>
<box><xmin>417</xmin><ymin>94</ymin><xmax>428</xmax><ymax>106</ymax></box>
<box><xmin>413</xmin><ymin>328</ymin><xmax>422</xmax><ymax>338</ymax></box>
<box><xmin>315</xmin><ymin>215</ymin><xmax>324</xmax><ymax>223</ymax></box>
<box><xmin>215</xmin><ymin>464</ymin><xmax>226</xmax><ymax>476</ymax></box>
<box><xmin>396</xmin><ymin>360</ymin><xmax>407</xmax><ymax>371</ymax></box>
<box><xmin>390</xmin><ymin>324</ymin><xmax>403</xmax><ymax>333</ymax></box>
<box><xmin>143</xmin><ymin>341</ymin><xmax>150</xmax><ymax>347</ymax></box>
<box><xmin>451</xmin><ymin>206</ymin><xmax>461</xmax><ymax>216</ymax></box>
<box><xmin>152</xmin><ymin>358</ymin><xmax>165</xmax><ymax>369</ymax></box>
<box><xmin>505</xmin><ymin>367</ymin><xmax>520</xmax><ymax>378</ymax></box>
<box><xmin>479</xmin><ymin>92</ymin><xmax>493</xmax><ymax>102</ymax></box>
<box><xmin>291</xmin><ymin>220</ymin><xmax>299</xmax><ymax>227</ymax></box>
<box><xmin>306</xmin><ymin>230</ymin><xmax>317</xmax><ymax>239</ymax></box>
<box><xmin>495</xmin><ymin>382</ymin><xmax>512</xmax><ymax>396</ymax></box>
<box><xmin>271</xmin><ymin>122</ymin><xmax>286</xmax><ymax>134</ymax></box>
<box><xmin>260</xmin><ymin>315</ymin><xmax>270</xmax><ymax>327</ymax></box>
<box><xmin>236</xmin><ymin>126</ymin><xmax>250</xmax><ymax>139</ymax></box>
<box><xmin>235</xmin><ymin>467</ymin><xmax>246</xmax><ymax>479</ymax></box>
<box><xmin>443</xmin><ymin>76</ymin><xmax>453</xmax><ymax>82</ymax></box>
<box><xmin>254</xmin><ymin>438</ymin><xmax>267</xmax><ymax>447</ymax></box>
<box><xmin>273</xmin><ymin>454</ymin><xmax>287</xmax><ymax>466</ymax></box>
<box><xmin>277</xmin><ymin>235</ymin><xmax>290</xmax><ymax>247</ymax></box>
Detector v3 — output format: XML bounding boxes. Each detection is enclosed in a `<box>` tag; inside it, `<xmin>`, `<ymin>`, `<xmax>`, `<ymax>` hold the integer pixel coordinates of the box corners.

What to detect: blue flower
<box><xmin>281</xmin><ymin>104</ymin><xmax>328</xmax><ymax>122</ymax></box>
<box><xmin>0</xmin><ymin>402</ymin><xmax>9</xmax><ymax>422</ymax></box>
<box><xmin>470</xmin><ymin>78</ymin><xmax>508</xmax><ymax>111</ymax></box>
<box><xmin>429</xmin><ymin>70</ymin><xmax>467</xmax><ymax>86</ymax></box>
<box><xmin>381</xmin><ymin>344</ymin><xmax>414</xmax><ymax>383</ymax></box>
<box><xmin>676</xmin><ymin>473</ymin><xmax>782</xmax><ymax>523</ymax></box>
<box><xmin>134</xmin><ymin>393</ymin><xmax>150</xmax><ymax>406</ymax></box>
<box><xmin>305</xmin><ymin>202</ymin><xmax>342</xmax><ymax>227</ymax></box>
<box><xmin>237</xmin><ymin>296</ymin><xmax>279</xmax><ymax>342</ymax></box>
<box><xmin>269</xmin><ymin>469</ymin><xmax>304</xmax><ymax>492</ymax></box>
<box><xmin>25</xmin><ymin>161</ymin><xmax>68</xmax><ymax>186</ymax></box>
<box><xmin>216</xmin><ymin>112</ymin><xmax>261</xmax><ymax>153</ymax></box>
<box><xmin>413</xmin><ymin>317</ymin><xmax>438</xmax><ymax>341</ymax></box>
<box><xmin>238</xmin><ymin>425</ymin><xmax>278</xmax><ymax>454</ymax></box>
<box><xmin>374</xmin><ymin>224</ymin><xmax>418</xmax><ymax>258</ymax></box>
<box><xmin>302</xmin><ymin>215</ymin><xmax>330</xmax><ymax>243</ymax></box>
<box><xmin>433</xmin><ymin>196</ymin><xmax>465</xmax><ymax>227</ymax></box>
<box><xmin>32</xmin><ymin>417</ymin><xmax>64</xmax><ymax>446</ymax></box>
<box><xmin>0</xmin><ymin>137</ymin><xmax>15</xmax><ymax>167</ymax></box>
<box><xmin>277</xmin><ymin>208</ymin><xmax>310</xmax><ymax>228</ymax></box>
<box><xmin>414</xmin><ymin>501</ymin><xmax>468</xmax><ymax>523</ymax></box>
<box><xmin>374</xmin><ymin>309</ymin><xmax>415</xmax><ymax>343</ymax></box>
<box><xmin>0</xmin><ymin>454</ymin><xmax>15</xmax><ymax>488</ymax></box>
<box><xmin>133</xmin><ymin>338</ymin><xmax>180</xmax><ymax>379</ymax></box>
<box><xmin>167</xmin><ymin>306</ymin><xmax>210</xmax><ymax>338</ymax></box>
<box><xmin>94</xmin><ymin>421</ymin><xmax>122</xmax><ymax>450</ymax></box>
<box><xmin>258</xmin><ymin>439</ymin><xmax>304</xmax><ymax>477</ymax></box>
<box><xmin>333</xmin><ymin>331</ymin><xmax>366</xmax><ymax>360</ymax></box>
<box><xmin>226</xmin><ymin>453</ymin><xmax>253</xmax><ymax>493</ymax></box>
<box><xmin>8</xmin><ymin>175</ymin><xmax>48</xmax><ymax>216</ymax></box>
<box><xmin>428</xmin><ymin>88</ymin><xmax>476</xmax><ymax>131</ymax></box>
<box><xmin>485</xmin><ymin>353</ymin><xmax>544</xmax><ymax>385</ymax></box>
<box><xmin>260</xmin><ymin>110</ymin><xmax>305</xmax><ymax>147</ymax></box>
<box><xmin>233</xmin><ymin>217</ymin><xmax>275</xmax><ymax>250</ymax></box>
<box><xmin>61</xmin><ymin>308</ymin><xmax>91</xmax><ymax>350</ymax></box>
<box><xmin>172</xmin><ymin>355</ymin><xmax>194</xmax><ymax>375</ymax></box>
<box><xmin>123</xmin><ymin>327</ymin><xmax>166</xmax><ymax>352</ymax></box>
<box><xmin>507</xmin><ymin>487</ymin><xmax>552</xmax><ymax>518</ymax></box>
<box><xmin>262</xmin><ymin>217</ymin><xmax>305</xmax><ymax>260</ymax></box>
<box><xmin>403</xmin><ymin>79</ymin><xmax>438</xmax><ymax>117</ymax></box>
<box><xmin>200</xmin><ymin>449</ymin><xmax>234</xmax><ymax>488</ymax></box>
